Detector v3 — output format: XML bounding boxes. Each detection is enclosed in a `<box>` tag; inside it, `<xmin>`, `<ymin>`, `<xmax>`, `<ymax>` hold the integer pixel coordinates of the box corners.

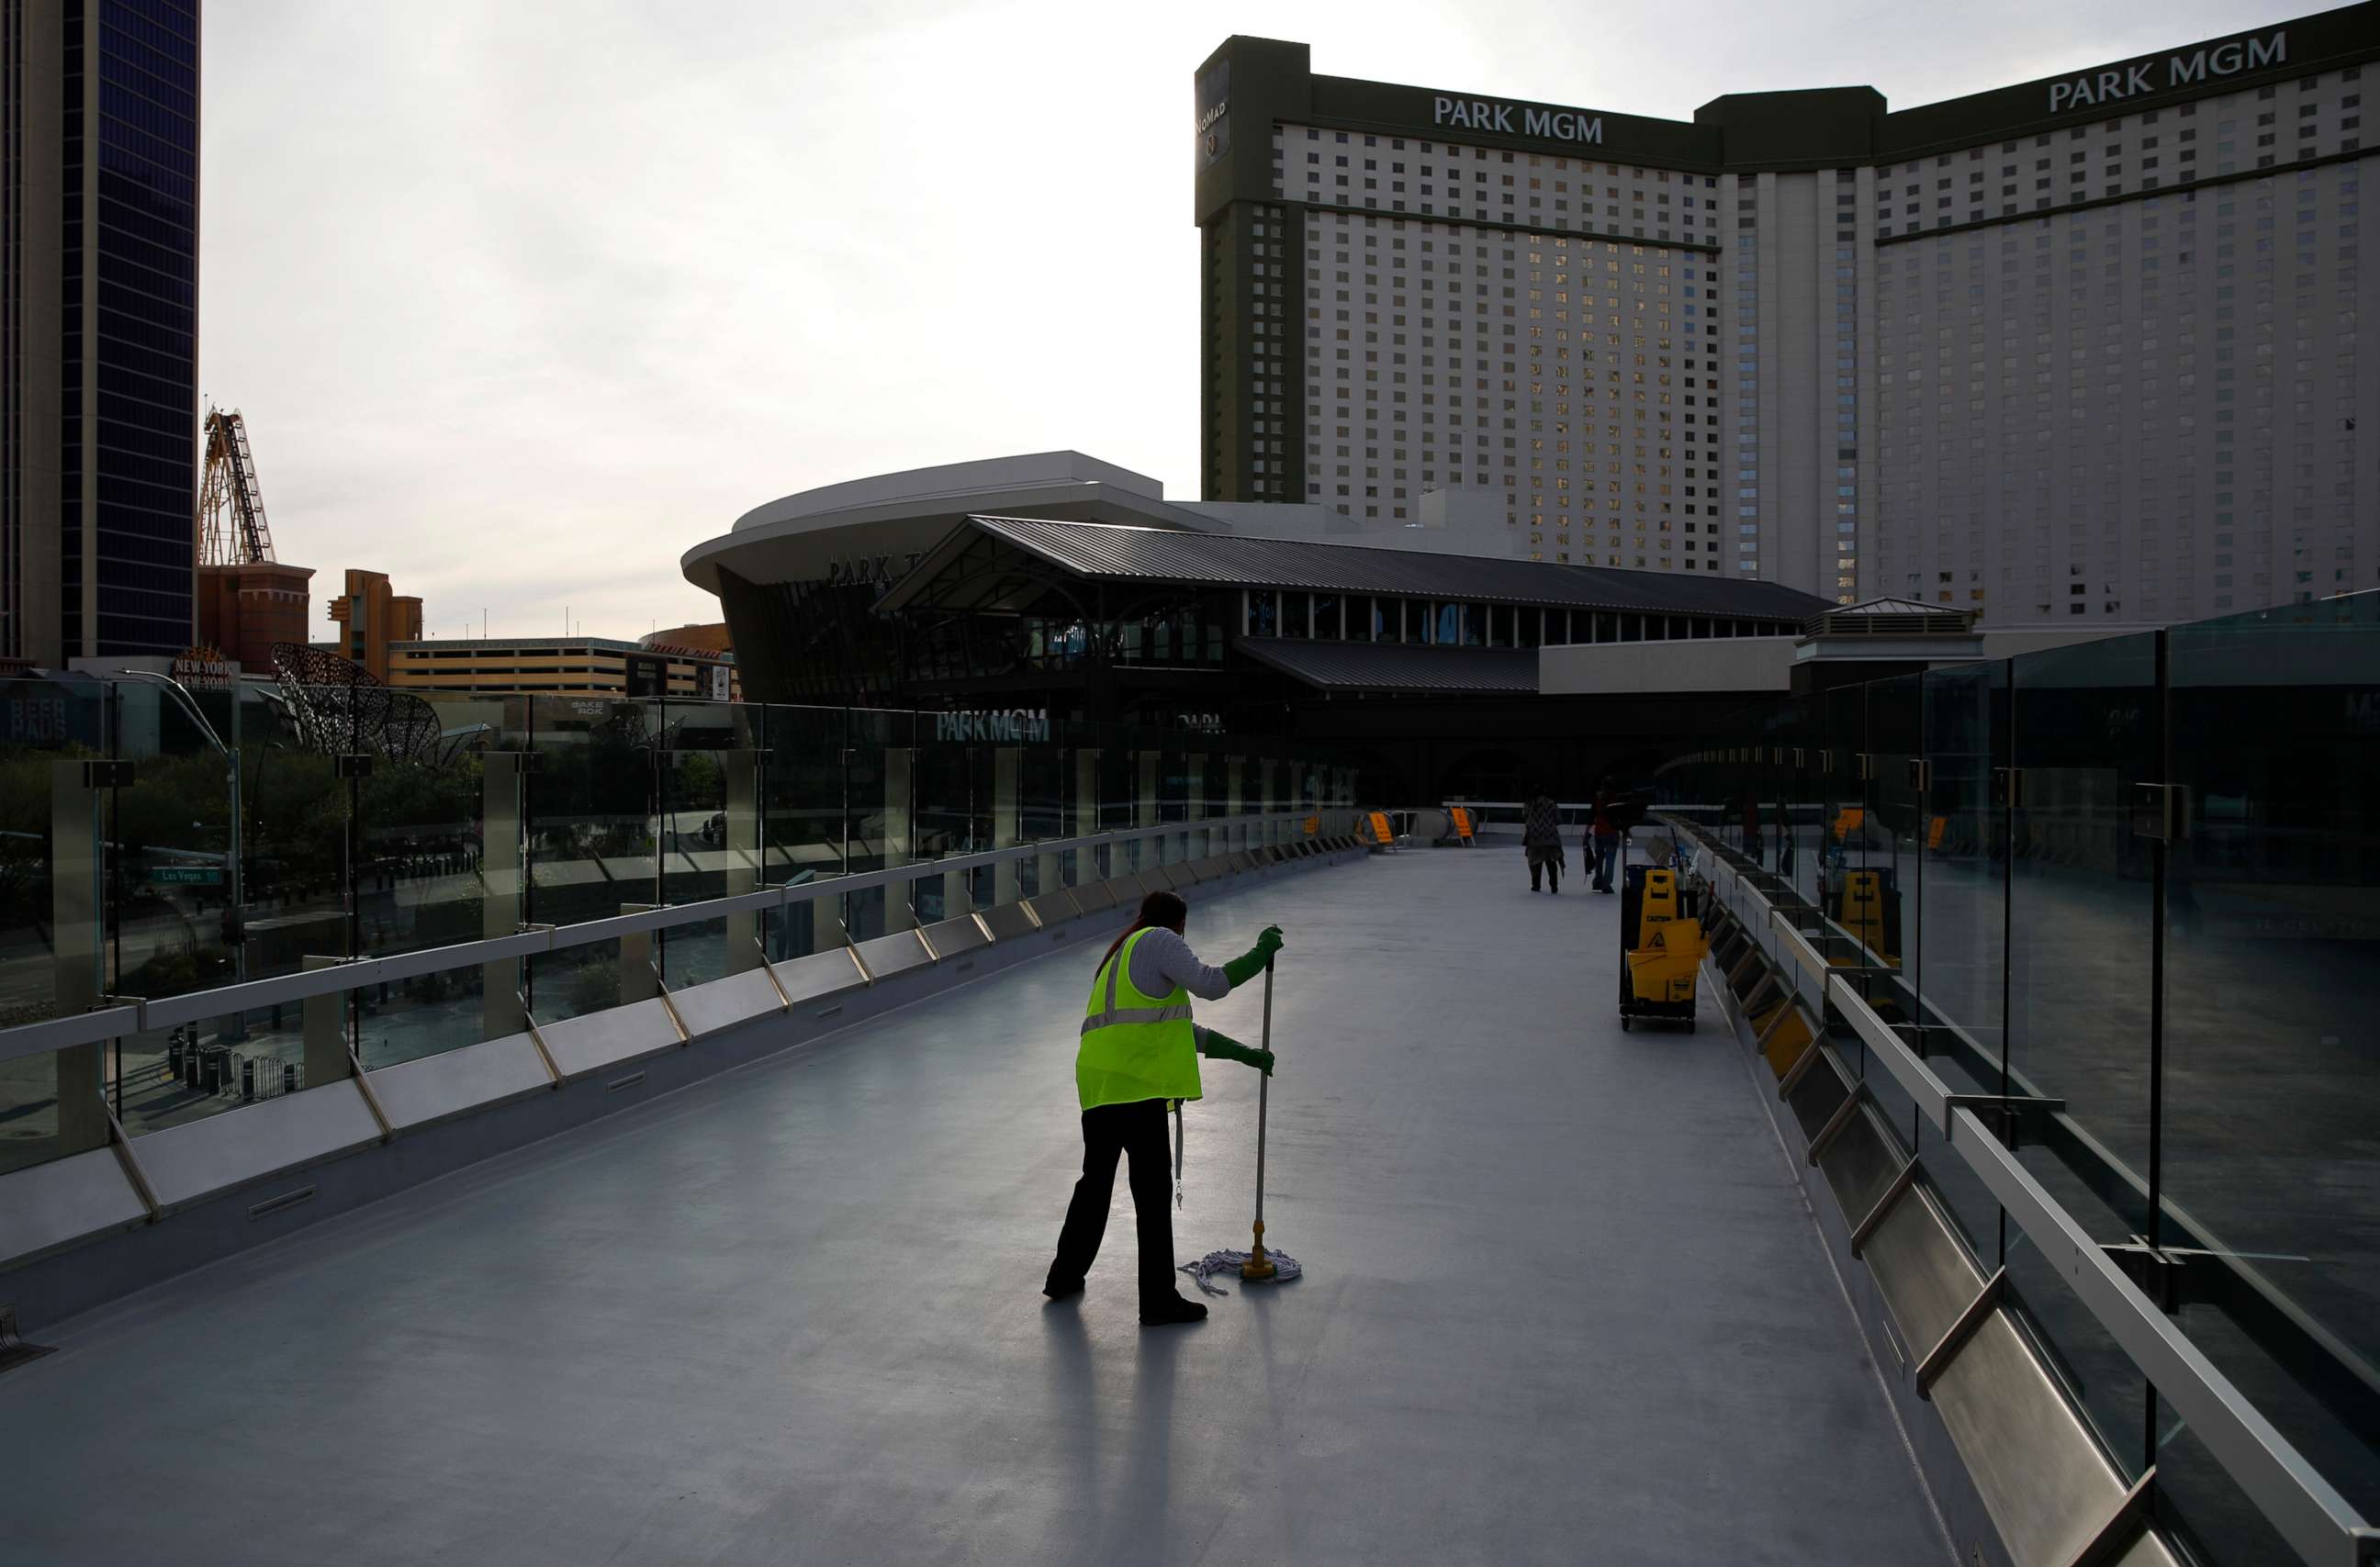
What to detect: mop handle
<box><xmin>1254</xmin><ymin>957</ymin><xmax>1274</xmax><ymax>1228</ymax></box>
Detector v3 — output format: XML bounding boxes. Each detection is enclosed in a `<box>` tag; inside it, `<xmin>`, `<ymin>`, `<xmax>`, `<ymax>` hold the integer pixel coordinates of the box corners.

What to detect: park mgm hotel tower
<box><xmin>1196</xmin><ymin>5</ymin><xmax>2380</xmax><ymax>621</ymax></box>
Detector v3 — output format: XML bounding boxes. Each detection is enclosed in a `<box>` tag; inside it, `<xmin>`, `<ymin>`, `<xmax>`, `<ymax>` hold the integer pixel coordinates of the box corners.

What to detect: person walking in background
<box><xmin>1590</xmin><ymin>780</ymin><xmax>1622</xmax><ymax>894</ymax></box>
<box><xmin>1522</xmin><ymin>789</ymin><xmax>1566</xmax><ymax>893</ymax></box>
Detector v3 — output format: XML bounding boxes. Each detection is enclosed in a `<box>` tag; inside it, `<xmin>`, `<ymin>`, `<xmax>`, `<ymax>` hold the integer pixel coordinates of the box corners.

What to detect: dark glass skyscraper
<box><xmin>3</xmin><ymin>0</ymin><xmax>196</xmax><ymax>666</ymax></box>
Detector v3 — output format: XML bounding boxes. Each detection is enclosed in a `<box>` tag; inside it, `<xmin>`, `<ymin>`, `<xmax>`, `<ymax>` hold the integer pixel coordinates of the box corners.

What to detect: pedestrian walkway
<box><xmin>1</xmin><ymin>846</ymin><xmax>1950</xmax><ymax>1566</ymax></box>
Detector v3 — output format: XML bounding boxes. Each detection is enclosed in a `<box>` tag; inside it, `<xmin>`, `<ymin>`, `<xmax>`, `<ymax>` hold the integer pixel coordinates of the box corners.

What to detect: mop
<box><xmin>1179</xmin><ymin>957</ymin><xmax>1302</xmax><ymax>1296</ymax></box>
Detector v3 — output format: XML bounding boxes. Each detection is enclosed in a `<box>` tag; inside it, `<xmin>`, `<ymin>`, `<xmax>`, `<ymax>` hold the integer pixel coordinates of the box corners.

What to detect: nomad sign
<box><xmin>1434</xmin><ymin>96</ymin><xmax>1601</xmax><ymax>145</ymax></box>
<box><xmin>2049</xmin><ymin>30</ymin><xmax>2285</xmax><ymax>112</ymax></box>
<box><xmin>935</xmin><ymin>709</ymin><xmax>1050</xmax><ymax>744</ymax></box>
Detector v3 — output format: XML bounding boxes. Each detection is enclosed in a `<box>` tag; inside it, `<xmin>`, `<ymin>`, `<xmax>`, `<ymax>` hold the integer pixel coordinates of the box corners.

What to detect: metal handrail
<box><xmin>1667</xmin><ymin>811</ymin><xmax>2377</xmax><ymax>1564</ymax></box>
<box><xmin>3</xmin><ymin>810</ymin><xmax>1340</xmax><ymax>1060</ymax></box>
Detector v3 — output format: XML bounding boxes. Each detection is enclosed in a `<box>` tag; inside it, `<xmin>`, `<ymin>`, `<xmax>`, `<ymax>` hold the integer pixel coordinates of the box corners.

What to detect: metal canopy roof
<box><xmin>880</xmin><ymin>515</ymin><xmax>1832</xmax><ymax>621</ymax></box>
<box><xmin>1236</xmin><ymin>637</ymin><xmax>1540</xmax><ymax>694</ymax></box>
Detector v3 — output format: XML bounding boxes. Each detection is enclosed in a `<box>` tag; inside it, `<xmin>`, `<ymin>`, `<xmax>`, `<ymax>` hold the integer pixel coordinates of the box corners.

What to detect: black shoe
<box><xmin>1043</xmin><ymin>1276</ymin><xmax>1084</xmax><ymax>1300</ymax></box>
<box><xmin>1139</xmin><ymin>1293</ymin><xmax>1208</xmax><ymax>1326</ymax></box>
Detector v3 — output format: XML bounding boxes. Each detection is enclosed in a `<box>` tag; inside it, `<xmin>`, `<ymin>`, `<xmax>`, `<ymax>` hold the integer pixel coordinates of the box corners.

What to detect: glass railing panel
<box><xmin>2165</xmin><ymin>596</ymin><xmax>2380</xmax><ymax>1515</ymax></box>
<box><xmin>349</xmin><ymin>692</ymin><xmax>520</xmax><ymax>976</ymax></box>
<box><xmin>0</xmin><ymin>677</ymin><xmax>110</xmax><ymax>1036</ymax></box>
<box><xmin>1784</xmin><ymin>695</ymin><xmax>1826</xmax><ymax>910</ymax></box>
<box><xmin>2005</xmin><ymin>631</ymin><xmax>2158</xmax><ymax>1228</ymax></box>
<box><xmin>1916</xmin><ymin>662</ymin><xmax>2006</xmax><ymax>1069</ymax></box>
<box><xmin>232</xmin><ymin>690</ymin><xmax>353</xmax><ymax>987</ymax></box>
<box><xmin>1820</xmin><ymin>685</ymin><xmax>1870</xmax><ymax>940</ymax></box>
<box><xmin>116</xmin><ymin>700</ymin><xmax>239</xmax><ymax>1006</ymax></box>
<box><xmin>1017</xmin><ymin>741</ymin><xmax>1067</xmax><ymax>851</ymax></box>
<box><xmin>353</xmin><ymin>739</ymin><xmax>491</xmax><ymax>968</ymax></box>
<box><xmin>660</xmin><ymin>914</ymin><xmax>735</xmax><ymax>992</ymax></box>
<box><xmin>765</xmin><ymin>893</ymin><xmax>827</xmax><ymax>965</ymax></box>
<box><xmin>653</xmin><ymin>701</ymin><xmax>744</xmax><ymax>912</ymax></box>
<box><xmin>2000</xmin><ymin>1230</ymin><xmax>2150</xmax><ymax>1487</ymax></box>
<box><xmin>529</xmin><ymin>937</ymin><xmax>629</xmax><ymax>1025</ymax></box>
<box><xmin>1862</xmin><ymin>674</ymin><xmax>1922</xmax><ymax>997</ymax></box>
<box><xmin>913</xmin><ymin>726</ymin><xmax>984</xmax><ymax>875</ymax></box>
<box><xmin>525</xmin><ymin>695</ymin><xmax>660</xmax><ymax>934</ymax></box>
<box><xmin>2155</xmin><ymin>1416</ymin><xmax>2299</xmax><ymax>1567</ymax></box>
<box><xmin>118</xmin><ymin>1013</ymin><xmax>309</xmax><ymax>1137</ymax></box>
<box><xmin>759</xmin><ymin>705</ymin><xmax>848</xmax><ymax>892</ymax></box>
<box><xmin>0</xmin><ymin>1049</ymin><xmax>66</xmax><ymax>1176</ymax></box>
<box><xmin>354</xmin><ymin>958</ymin><xmax>500</xmax><ymax>1070</ymax></box>
<box><xmin>843</xmin><ymin>707</ymin><xmax>915</xmax><ymax>887</ymax></box>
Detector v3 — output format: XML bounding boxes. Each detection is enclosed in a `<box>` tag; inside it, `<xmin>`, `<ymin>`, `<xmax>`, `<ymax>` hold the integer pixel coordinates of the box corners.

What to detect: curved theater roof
<box><xmin>880</xmin><ymin>515</ymin><xmax>1833</xmax><ymax>621</ymax></box>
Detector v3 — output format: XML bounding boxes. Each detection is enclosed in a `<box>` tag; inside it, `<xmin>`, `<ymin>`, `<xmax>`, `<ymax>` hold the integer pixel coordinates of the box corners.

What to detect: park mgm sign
<box><xmin>1431</xmin><ymin>95</ymin><xmax>1601</xmax><ymax>144</ymax></box>
<box><xmin>2048</xmin><ymin>27</ymin><xmax>2288</xmax><ymax>112</ymax></box>
<box><xmin>934</xmin><ymin>709</ymin><xmax>1051</xmax><ymax>744</ymax></box>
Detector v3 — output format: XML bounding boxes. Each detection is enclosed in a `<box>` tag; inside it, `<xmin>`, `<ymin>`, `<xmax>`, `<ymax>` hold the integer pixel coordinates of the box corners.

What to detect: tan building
<box><xmin>388</xmin><ymin>636</ymin><xmax>740</xmax><ymax>700</ymax></box>
<box><xmin>326</xmin><ymin>570</ymin><xmax>424</xmax><ymax>682</ymax></box>
<box><xmin>196</xmin><ymin>561</ymin><xmax>314</xmax><ymax>673</ymax></box>
<box><xmin>641</xmin><ymin>622</ymin><xmax>733</xmax><ymax>656</ymax></box>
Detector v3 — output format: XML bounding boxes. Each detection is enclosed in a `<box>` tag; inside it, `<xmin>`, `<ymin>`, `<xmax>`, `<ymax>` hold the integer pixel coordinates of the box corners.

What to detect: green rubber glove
<box><xmin>1222</xmin><ymin>925</ymin><xmax>1285</xmax><ymax>990</ymax></box>
<box><xmin>1197</xmin><ymin>1027</ymin><xmax>1275</xmax><ymax>1076</ymax></box>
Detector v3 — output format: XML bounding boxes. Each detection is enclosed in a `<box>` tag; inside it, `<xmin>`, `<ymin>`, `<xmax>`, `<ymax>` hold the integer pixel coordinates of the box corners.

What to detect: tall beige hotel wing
<box><xmin>1196</xmin><ymin>6</ymin><xmax>2380</xmax><ymax>624</ymax></box>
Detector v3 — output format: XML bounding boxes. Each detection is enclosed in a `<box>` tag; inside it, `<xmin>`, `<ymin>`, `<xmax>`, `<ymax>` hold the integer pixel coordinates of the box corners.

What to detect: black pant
<box><xmin>1049</xmin><ymin>1098</ymin><xmax>1176</xmax><ymax>1305</ymax></box>
<box><xmin>1531</xmin><ymin>859</ymin><xmax>1559</xmax><ymax>892</ymax></box>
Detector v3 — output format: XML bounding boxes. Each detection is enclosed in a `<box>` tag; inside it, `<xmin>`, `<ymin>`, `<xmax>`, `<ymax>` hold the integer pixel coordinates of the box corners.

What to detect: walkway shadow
<box><xmin>1038</xmin><ymin>1300</ymin><xmax>1194</xmax><ymax>1565</ymax></box>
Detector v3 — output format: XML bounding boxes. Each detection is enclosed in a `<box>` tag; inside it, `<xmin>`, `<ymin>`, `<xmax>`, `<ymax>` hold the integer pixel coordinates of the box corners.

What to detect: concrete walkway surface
<box><xmin>1</xmin><ymin>846</ymin><xmax>1950</xmax><ymax>1566</ymax></box>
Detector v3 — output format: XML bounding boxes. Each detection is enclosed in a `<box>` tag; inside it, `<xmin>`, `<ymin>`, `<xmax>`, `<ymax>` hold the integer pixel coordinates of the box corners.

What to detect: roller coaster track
<box><xmin>196</xmin><ymin>407</ymin><xmax>275</xmax><ymax>566</ymax></box>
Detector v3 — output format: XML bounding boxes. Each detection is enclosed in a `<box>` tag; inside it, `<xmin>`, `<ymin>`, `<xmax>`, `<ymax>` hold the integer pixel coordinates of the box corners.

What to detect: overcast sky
<box><xmin>198</xmin><ymin>0</ymin><xmax>2296</xmax><ymax>643</ymax></box>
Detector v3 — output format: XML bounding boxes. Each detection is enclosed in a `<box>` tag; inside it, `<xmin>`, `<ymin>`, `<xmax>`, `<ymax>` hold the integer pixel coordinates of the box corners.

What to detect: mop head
<box><xmin>1179</xmin><ymin>1248</ymin><xmax>1303</xmax><ymax>1295</ymax></box>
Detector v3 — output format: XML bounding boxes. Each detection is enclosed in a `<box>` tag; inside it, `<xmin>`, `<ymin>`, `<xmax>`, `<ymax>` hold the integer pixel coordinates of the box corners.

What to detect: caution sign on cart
<box><xmin>1619</xmin><ymin>856</ymin><xmax>1705</xmax><ymax>1033</ymax></box>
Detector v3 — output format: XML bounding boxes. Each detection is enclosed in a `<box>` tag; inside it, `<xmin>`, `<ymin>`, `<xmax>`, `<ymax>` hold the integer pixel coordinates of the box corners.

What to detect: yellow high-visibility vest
<box><xmin>1076</xmin><ymin>927</ymin><xmax>1203</xmax><ymax>1110</ymax></box>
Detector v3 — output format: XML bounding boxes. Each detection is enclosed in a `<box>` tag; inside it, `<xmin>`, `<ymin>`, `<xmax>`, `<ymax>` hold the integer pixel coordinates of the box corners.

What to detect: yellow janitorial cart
<box><xmin>1618</xmin><ymin>841</ymin><xmax>1706</xmax><ymax>1033</ymax></box>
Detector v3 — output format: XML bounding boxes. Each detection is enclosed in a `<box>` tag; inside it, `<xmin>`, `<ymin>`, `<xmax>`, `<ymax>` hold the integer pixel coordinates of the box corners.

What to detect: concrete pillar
<box><xmin>1227</xmin><ymin>756</ymin><xmax>1244</xmax><ymax>855</ymax></box>
<box><xmin>49</xmin><ymin>762</ymin><xmax>107</xmax><ymax>1154</ymax></box>
<box><xmin>1137</xmin><ymin>750</ymin><xmax>1161</xmax><ymax>867</ymax></box>
<box><xmin>882</xmin><ymin>747</ymin><xmax>915</xmax><ymax>931</ymax></box>
<box><xmin>481</xmin><ymin>754</ymin><xmax>526</xmax><ymax>1039</ymax></box>
<box><xmin>724</xmin><ymin>748</ymin><xmax>761</xmax><ymax>975</ymax></box>
<box><xmin>619</xmin><ymin>903</ymin><xmax>659</xmax><ymax>1003</ymax></box>
<box><xmin>993</xmin><ymin>746</ymin><xmax>1021</xmax><ymax>905</ymax></box>
<box><xmin>303</xmin><ymin>954</ymin><xmax>351</xmax><ymax>1087</ymax></box>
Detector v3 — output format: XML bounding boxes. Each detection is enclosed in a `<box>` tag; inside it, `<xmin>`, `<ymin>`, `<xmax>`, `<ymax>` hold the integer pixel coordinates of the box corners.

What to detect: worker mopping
<box><xmin>1044</xmin><ymin>891</ymin><xmax>1283</xmax><ymax>1326</ymax></box>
